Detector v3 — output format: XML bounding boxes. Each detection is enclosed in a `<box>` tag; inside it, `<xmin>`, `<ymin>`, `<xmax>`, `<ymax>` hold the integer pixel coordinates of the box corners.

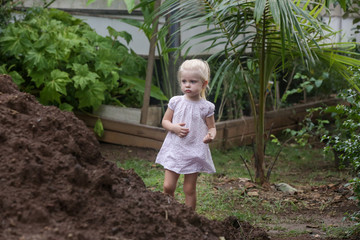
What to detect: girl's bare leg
<box><xmin>183</xmin><ymin>173</ymin><xmax>198</xmax><ymax>210</ymax></box>
<box><xmin>163</xmin><ymin>169</ymin><xmax>180</xmax><ymax>197</ymax></box>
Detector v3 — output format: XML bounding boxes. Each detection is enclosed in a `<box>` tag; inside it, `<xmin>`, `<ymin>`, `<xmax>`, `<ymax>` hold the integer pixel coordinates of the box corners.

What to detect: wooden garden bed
<box><xmin>76</xmin><ymin>98</ymin><xmax>340</xmax><ymax>150</ymax></box>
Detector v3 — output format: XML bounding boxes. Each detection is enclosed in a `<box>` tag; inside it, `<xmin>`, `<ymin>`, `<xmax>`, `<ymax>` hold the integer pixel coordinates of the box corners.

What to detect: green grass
<box><xmin>116</xmin><ymin>159</ymin><xmax>164</xmax><ymax>191</ymax></box>
<box><xmin>115</xmin><ymin>142</ymin><xmax>354</xmax><ymax>238</ymax></box>
<box><xmin>323</xmin><ymin>225</ymin><xmax>355</xmax><ymax>239</ymax></box>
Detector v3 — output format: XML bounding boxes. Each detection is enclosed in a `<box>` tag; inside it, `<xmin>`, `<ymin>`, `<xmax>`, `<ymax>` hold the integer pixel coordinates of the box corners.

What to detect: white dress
<box><xmin>155</xmin><ymin>95</ymin><xmax>216</xmax><ymax>174</ymax></box>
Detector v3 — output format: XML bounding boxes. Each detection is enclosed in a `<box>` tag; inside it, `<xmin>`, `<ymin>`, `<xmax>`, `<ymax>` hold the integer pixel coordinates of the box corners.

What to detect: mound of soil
<box><xmin>0</xmin><ymin>74</ymin><xmax>269</xmax><ymax>240</ymax></box>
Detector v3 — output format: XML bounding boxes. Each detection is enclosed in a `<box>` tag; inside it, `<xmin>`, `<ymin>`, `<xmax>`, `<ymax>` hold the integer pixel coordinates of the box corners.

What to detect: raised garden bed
<box><xmin>93</xmin><ymin>105</ymin><xmax>162</xmax><ymax>127</ymax></box>
<box><xmin>76</xmin><ymin>98</ymin><xmax>340</xmax><ymax>150</ymax></box>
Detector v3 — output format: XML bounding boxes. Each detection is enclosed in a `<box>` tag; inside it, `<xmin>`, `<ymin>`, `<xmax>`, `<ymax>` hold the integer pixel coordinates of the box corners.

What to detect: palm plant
<box><xmin>118</xmin><ymin>0</ymin><xmax>177</xmax><ymax>99</ymax></box>
<box><xmin>160</xmin><ymin>0</ymin><xmax>360</xmax><ymax>185</ymax></box>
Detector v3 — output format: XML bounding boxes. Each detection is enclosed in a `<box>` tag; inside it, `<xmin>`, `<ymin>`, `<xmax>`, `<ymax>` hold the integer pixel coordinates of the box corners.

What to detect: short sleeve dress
<box><xmin>155</xmin><ymin>95</ymin><xmax>216</xmax><ymax>174</ymax></box>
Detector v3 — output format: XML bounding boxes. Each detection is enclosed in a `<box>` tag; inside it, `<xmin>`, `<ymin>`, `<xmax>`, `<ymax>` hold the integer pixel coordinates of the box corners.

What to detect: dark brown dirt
<box><xmin>0</xmin><ymin>74</ymin><xmax>269</xmax><ymax>240</ymax></box>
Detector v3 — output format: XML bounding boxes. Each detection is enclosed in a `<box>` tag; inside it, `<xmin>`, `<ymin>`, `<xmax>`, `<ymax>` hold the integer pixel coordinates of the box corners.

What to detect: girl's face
<box><xmin>180</xmin><ymin>70</ymin><xmax>207</xmax><ymax>101</ymax></box>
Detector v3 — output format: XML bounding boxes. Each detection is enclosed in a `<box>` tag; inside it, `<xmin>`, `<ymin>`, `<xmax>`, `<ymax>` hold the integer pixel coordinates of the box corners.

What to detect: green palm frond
<box><xmin>161</xmin><ymin>0</ymin><xmax>360</xmax><ymax>125</ymax></box>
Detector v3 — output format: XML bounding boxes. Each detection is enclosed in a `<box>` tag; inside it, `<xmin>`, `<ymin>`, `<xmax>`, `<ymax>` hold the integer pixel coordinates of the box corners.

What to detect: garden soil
<box><xmin>0</xmin><ymin>74</ymin><xmax>269</xmax><ymax>240</ymax></box>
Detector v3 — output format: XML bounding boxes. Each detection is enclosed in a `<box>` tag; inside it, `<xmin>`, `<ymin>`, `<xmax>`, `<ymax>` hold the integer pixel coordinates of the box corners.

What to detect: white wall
<box><xmin>23</xmin><ymin>0</ymin><xmax>128</xmax><ymax>10</ymax></box>
<box><xmin>75</xmin><ymin>14</ymin><xmax>151</xmax><ymax>56</ymax></box>
<box><xmin>76</xmin><ymin>15</ymin><xmax>224</xmax><ymax>56</ymax></box>
<box><xmin>323</xmin><ymin>4</ymin><xmax>360</xmax><ymax>43</ymax></box>
<box><xmin>22</xmin><ymin>0</ymin><xmax>360</xmax><ymax>56</ymax></box>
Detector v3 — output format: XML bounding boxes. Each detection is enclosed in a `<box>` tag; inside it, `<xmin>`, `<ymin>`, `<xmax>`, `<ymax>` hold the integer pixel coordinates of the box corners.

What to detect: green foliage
<box><xmin>119</xmin><ymin>0</ymin><xmax>176</xmax><ymax>99</ymax></box>
<box><xmin>88</xmin><ymin>0</ymin><xmax>176</xmax><ymax>101</ymax></box>
<box><xmin>0</xmin><ymin>64</ymin><xmax>24</xmax><ymax>85</ymax></box>
<box><xmin>284</xmin><ymin>107</ymin><xmax>330</xmax><ymax>147</ymax></box>
<box><xmin>306</xmin><ymin>64</ymin><xmax>350</xmax><ymax>96</ymax></box>
<box><xmin>0</xmin><ymin>7</ymin><xmax>166</xmax><ymax>112</ymax></box>
<box><xmin>281</xmin><ymin>61</ymin><xmax>351</xmax><ymax>106</ymax></box>
<box><xmin>0</xmin><ymin>0</ymin><xmax>21</xmax><ymax>29</ymax></box>
<box><xmin>322</xmin><ymin>85</ymin><xmax>360</xmax><ymax>234</ymax></box>
<box><xmin>117</xmin><ymin>159</ymin><xmax>164</xmax><ymax>191</ymax></box>
<box><xmin>282</xmin><ymin>73</ymin><xmax>324</xmax><ymax>103</ymax></box>
<box><xmin>94</xmin><ymin>118</ymin><xmax>104</xmax><ymax>137</ymax></box>
<box><xmin>323</xmin><ymin>92</ymin><xmax>360</xmax><ymax>166</ymax></box>
<box><xmin>208</xmin><ymin>60</ymin><xmax>250</xmax><ymax>121</ymax></box>
<box><xmin>121</xmin><ymin>76</ymin><xmax>168</xmax><ymax>101</ymax></box>
<box><xmin>87</xmin><ymin>0</ymin><xmax>136</xmax><ymax>13</ymax></box>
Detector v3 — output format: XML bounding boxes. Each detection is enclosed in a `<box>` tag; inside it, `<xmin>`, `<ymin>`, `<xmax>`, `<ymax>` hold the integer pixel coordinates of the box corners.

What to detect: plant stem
<box><xmin>141</xmin><ymin>0</ymin><xmax>161</xmax><ymax>124</ymax></box>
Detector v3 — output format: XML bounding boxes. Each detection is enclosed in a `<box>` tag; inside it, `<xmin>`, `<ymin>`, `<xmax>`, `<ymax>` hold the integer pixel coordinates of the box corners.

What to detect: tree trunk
<box><xmin>254</xmin><ymin>11</ymin><xmax>268</xmax><ymax>186</ymax></box>
<box><xmin>255</xmin><ymin>78</ymin><xmax>267</xmax><ymax>185</ymax></box>
<box><xmin>140</xmin><ymin>0</ymin><xmax>161</xmax><ymax>124</ymax></box>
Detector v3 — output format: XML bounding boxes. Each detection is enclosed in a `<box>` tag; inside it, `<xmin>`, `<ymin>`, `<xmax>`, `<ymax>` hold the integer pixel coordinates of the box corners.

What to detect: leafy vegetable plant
<box><xmin>0</xmin><ymin>7</ymin><xmax>166</xmax><ymax>112</ymax></box>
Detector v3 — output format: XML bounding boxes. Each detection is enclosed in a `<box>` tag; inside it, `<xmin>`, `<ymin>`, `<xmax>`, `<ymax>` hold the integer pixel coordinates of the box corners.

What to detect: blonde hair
<box><xmin>177</xmin><ymin>59</ymin><xmax>211</xmax><ymax>99</ymax></box>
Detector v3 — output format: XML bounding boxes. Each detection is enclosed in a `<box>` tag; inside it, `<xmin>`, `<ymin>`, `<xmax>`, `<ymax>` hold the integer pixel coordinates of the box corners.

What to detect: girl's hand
<box><xmin>203</xmin><ymin>132</ymin><xmax>214</xmax><ymax>143</ymax></box>
<box><xmin>173</xmin><ymin>123</ymin><xmax>189</xmax><ymax>138</ymax></box>
<box><xmin>162</xmin><ymin>109</ymin><xmax>189</xmax><ymax>138</ymax></box>
<box><xmin>203</xmin><ymin>127</ymin><xmax>216</xmax><ymax>144</ymax></box>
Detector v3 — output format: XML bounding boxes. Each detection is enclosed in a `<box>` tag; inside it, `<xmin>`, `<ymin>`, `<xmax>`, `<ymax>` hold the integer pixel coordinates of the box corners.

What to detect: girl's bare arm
<box><xmin>203</xmin><ymin>115</ymin><xmax>216</xmax><ymax>143</ymax></box>
<box><xmin>162</xmin><ymin>108</ymin><xmax>189</xmax><ymax>138</ymax></box>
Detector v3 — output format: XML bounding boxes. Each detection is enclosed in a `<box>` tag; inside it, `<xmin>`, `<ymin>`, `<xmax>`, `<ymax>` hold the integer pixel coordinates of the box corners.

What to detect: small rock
<box><xmin>247</xmin><ymin>191</ymin><xmax>259</xmax><ymax>197</ymax></box>
<box><xmin>275</xmin><ymin>183</ymin><xmax>298</xmax><ymax>195</ymax></box>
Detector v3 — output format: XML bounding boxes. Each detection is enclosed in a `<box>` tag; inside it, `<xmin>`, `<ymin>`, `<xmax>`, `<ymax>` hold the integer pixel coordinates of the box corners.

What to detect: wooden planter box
<box><xmin>93</xmin><ymin>105</ymin><xmax>162</xmax><ymax>127</ymax></box>
<box><xmin>76</xmin><ymin>98</ymin><xmax>340</xmax><ymax>150</ymax></box>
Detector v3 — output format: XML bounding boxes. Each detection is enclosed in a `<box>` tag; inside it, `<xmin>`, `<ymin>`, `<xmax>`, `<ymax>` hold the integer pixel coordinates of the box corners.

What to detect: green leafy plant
<box><xmin>208</xmin><ymin>60</ymin><xmax>250</xmax><ymax>121</ymax></box>
<box><xmin>282</xmin><ymin>73</ymin><xmax>324</xmax><ymax>103</ymax></box>
<box><xmin>0</xmin><ymin>7</ymin><xmax>166</xmax><ymax>112</ymax></box>
<box><xmin>285</xmin><ymin>107</ymin><xmax>330</xmax><ymax>147</ymax></box>
<box><xmin>322</xmin><ymin>86</ymin><xmax>360</xmax><ymax>235</ymax></box>
<box><xmin>116</xmin><ymin>0</ymin><xmax>178</xmax><ymax>99</ymax></box>
<box><xmin>0</xmin><ymin>0</ymin><xmax>22</xmax><ymax>29</ymax></box>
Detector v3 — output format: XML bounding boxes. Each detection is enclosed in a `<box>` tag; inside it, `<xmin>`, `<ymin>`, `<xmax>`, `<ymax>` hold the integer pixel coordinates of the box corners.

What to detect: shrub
<box><xmin>323</xmin><ymin>70</ymin><xmax>360</xmax><ymax>235</ymax></box>
<box><xmin>0</xmin><ymin>7</ymin><xmax>166</xmax><ymax>111</ymax></box>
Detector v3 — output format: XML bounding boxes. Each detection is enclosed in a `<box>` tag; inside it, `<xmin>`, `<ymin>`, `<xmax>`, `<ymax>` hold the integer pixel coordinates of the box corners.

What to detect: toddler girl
<box><xmin>155</xmin><ymin>59</ymin><xmax>216</xmax><ymax>210</ymax></box>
